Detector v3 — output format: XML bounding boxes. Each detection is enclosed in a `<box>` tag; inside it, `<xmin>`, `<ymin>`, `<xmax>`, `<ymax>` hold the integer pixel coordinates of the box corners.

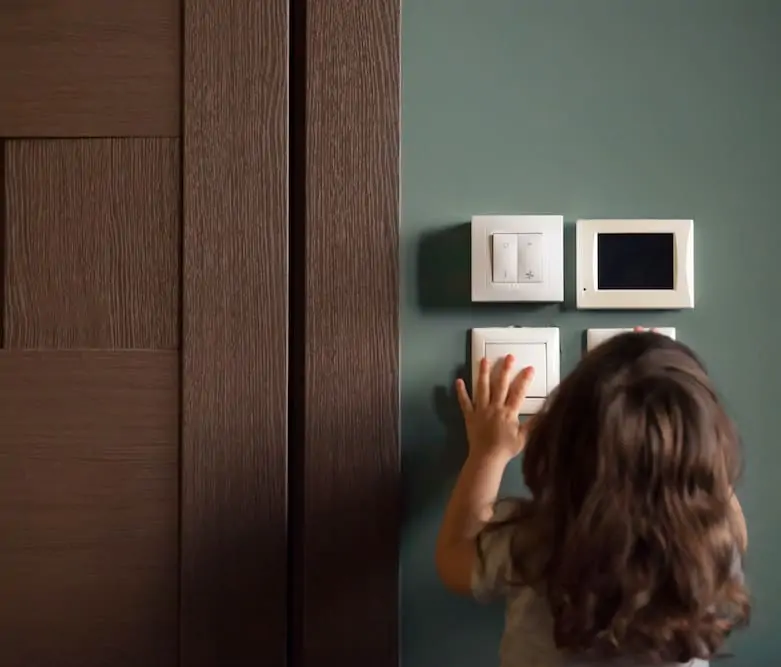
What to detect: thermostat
<box><xmin>471</xmin><ymin>215</ymin><xmax>564</xmax><ymax>302</ymax></box>
<box><xmin>576</xmin><ymin>219</ymin><xmax>694</xmax><ymax>310</ymax></box>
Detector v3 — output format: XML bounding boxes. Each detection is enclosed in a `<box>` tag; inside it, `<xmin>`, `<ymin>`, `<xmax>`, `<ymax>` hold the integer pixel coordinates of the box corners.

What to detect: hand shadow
<box><xmin>403</xmin><ymin>364</ymin><xmax>469</xmax><ymax>520</ymax></box>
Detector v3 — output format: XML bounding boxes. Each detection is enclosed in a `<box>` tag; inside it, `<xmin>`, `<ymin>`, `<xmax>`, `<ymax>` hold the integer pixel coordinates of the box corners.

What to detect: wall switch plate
<box><xmin>585</xmin><ymin>327</ymin><xmax>676</xmax><ymax>353</ymax></box>
<box><xmin>471</xmin><ymin>215</ymin><xmax>564</xmax><ymax>302</ymax></box>
<box><xmin>471</xmin><ymin>327</ymin><xmax>560</xmax><ymax>414</ymax></box>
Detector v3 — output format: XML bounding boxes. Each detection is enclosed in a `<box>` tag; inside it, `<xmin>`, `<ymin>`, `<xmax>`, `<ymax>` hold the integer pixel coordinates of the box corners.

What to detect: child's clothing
<box><xmin>471</xmin><ymin>499</ymin><xmax>740</xmax><ymax>667</ymax></box>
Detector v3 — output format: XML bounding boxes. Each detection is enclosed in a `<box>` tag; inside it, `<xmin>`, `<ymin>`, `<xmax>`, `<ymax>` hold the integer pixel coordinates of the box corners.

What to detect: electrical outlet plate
<box><xmin>471</xmin><ymin>327</ymin><xmax>560</xmax><ymax>414</ymax></box>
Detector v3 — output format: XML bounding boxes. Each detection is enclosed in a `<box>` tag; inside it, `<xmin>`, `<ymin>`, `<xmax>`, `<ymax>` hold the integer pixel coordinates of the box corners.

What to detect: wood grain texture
<box><xmin>181</xmin><ymin>1</ymin><xmax>288</xmax><ymax>665</ymax></box>
<box><xmin>4</xmin><ymin>139</ymin><xmax>180</xmax><ymax>349</ymax></box>
<box><xmin>0</xmin><ymin>351</ymin><xmax>178</xmax><ymax>667</ymax></box>
<box><xmin>298</xmin><ymin>1</ymin><xmax>401</xmax><ymax>664</ymax></box>
<box><xmin>0</xmin><ymin>0</ymin><xmax>180</xmax><ymax>137</ymax></box>
<box><xmin>0</xmin><ymin>141</ymin><xmax>5</xmax><ymax>348</ymax></box>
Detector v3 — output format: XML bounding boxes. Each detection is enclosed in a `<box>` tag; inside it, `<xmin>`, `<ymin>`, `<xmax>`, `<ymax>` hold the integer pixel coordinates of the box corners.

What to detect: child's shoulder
<box><xmin>487</xmin><ymin>497</ymin><xmax>545</xmax><ymax>551</ymax></box>
<box><xmin>490</xmin><ymin>497</ymin><xmax>529</xmax><ymax>522</ymax></box>
<box><xmin>490</xmin><ymin>495</ymin><xmax>545</xmax><ymax>523</ymax></box>
<box><xmin>473</xmin><ymin>497</ymin><xmax>547</xmax><ymax>603</ymax></box>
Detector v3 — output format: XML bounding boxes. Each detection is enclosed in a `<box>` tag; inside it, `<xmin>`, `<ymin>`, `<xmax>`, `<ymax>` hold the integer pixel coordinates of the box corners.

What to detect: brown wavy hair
<box><xmin>485</xmin><ymin>331</ymin><xmax>749</xmax><ymax>662</ymax></box>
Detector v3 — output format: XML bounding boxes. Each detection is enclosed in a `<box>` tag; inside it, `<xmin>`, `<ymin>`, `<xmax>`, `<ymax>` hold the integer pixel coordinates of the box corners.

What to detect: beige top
<box><xmin>471</xmin><ymin>499</ymin><xmax>715</xmax><ymax>667</ymax></box>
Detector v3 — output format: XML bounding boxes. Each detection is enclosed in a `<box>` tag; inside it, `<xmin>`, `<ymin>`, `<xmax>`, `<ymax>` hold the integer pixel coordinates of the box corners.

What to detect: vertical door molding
<box><xmin>292</xmin><ymin>1</ymin><xmax>401</xmax><ymax>665</ymax></box>
<box><xmin>181</xmin><ymin>2</ymin><xmax>289</xmax><ymax>666</ymax></box>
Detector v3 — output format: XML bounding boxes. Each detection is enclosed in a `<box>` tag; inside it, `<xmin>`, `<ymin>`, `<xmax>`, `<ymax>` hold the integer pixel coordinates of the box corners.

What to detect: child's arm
<box><xmin>435</xmin><ymin>451</ymin><xmax>510</xmax><ymax>595</ymax></box>
<box><xmin>435</xmin><ymin>355</ymin><xmax>535</xmax><ymax>596</ymax></box>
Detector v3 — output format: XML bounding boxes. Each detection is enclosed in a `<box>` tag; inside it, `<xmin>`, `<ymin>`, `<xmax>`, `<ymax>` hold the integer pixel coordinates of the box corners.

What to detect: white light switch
<box><xmin>492</xmin><ymin>233</ymin><xmax>518</xmax><ymax>283</ymax></box>
<box><xmin>485</xmin><ymin>342</ymin><xmax>547</xmax><ymax>397</ymax></box>
<box><xmin>471</xmin><ymin>327</ymin><xmax>560</xmax><ymax>414</ymax></box>
<box><xmin>585</xmin><ymin>327</ymin><xmax>677</xmax><ymax>353</ymax></box>
<box><xmin>517</xmin><ymin>233</ymin><xmax>543</xmax><ymax>283</ymax></box>
<box><xmin>472</xmin><ymin>215</ymin><xmax>563</xmax><ymax>302</ymax></box>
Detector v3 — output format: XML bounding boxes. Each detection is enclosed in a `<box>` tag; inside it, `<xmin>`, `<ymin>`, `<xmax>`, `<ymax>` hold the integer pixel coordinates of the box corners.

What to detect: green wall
<box><xmin>400</xmin><ymin>1</ymin><xmax>781</xmax><ymax>664</ymax></box>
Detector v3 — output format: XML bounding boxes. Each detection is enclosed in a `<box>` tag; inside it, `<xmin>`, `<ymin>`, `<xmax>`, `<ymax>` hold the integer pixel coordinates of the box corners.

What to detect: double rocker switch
<box><xmin>492</xmin><ymin>233</ymin><xmax>543</xmax><ymax>284</ymax></box>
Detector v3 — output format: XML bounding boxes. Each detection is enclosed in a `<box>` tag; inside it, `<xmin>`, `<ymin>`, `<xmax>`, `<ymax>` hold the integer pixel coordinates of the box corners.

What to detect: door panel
<box><xmin>180</xmin><ymin>1</ymin><xmax>289</xmax><ymax>665</ymax></box>
<box><xmin>0</xmin><ymin>0</ymin><xmax>403</xmax><ymax>665</ymax></box>
<box><xmin>4</xmin><ymin>139</ymin><xmax>180</xmax><ymax>349</ymax></box>
<box><xmin>2</xmin><ymin>0</ymin><xmax>291</xmax><ymax>662</ymax></box>
<box><xmin>294</xmin><ymin>1</ymin><xmax>400</xmax><ymax>665</ymax></box>
<box><xmin>0</xmin><ymin>0</ymin><xmax>181</xmax><ymax>137</ymax></box>
<box><xmin>0</xmin><ymin>351</ymin><xmax>178</xmax><ymax>667</ymax></box>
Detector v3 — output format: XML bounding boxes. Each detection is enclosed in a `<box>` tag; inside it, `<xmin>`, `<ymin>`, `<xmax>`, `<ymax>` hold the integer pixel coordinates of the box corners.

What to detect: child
<box><xmin>436</xmin><ymin>331</ymin><xmax>749</xmax><ymax>666</ymax></box>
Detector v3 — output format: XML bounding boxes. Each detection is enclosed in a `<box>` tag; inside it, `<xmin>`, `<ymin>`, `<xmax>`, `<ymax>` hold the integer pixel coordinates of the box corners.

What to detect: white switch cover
<box><xmin>586</xmin><ymin>327</ymin><xmax>676</xmax><ymax>353</ymax></box>
<box><xmin>472</xmin><ymin>215</ymin><xmax>564</xmax><ymax>302</ymax></box>
<box><xmin>492</xmin><ymin>233</ymin><xmax>519</xmax><ymax>282</ymax></box>
<box><xmin>517</xmin><ymin>233</ymin><xmax>543</xmax><ymax>283</ymax></box>
<box><xmin>471</xmin><ymin>327</ymin><xmax>560</xmax><ymax>414</ymax></box>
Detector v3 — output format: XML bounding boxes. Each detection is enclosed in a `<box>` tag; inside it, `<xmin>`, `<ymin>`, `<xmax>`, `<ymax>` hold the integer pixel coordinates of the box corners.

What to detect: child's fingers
<box><xmin>455</xmin><ymin>378</ymin><xmax>473</xmax><ymax>414</ymax></box>
<box><xmin>506</xmin><ymin>366</ymin><xmax>535</xmax><ymax>412</ymax></box>
<box><xmin>491</xmin><ymin>355</ymin><xmax>514</xmax><ymax>406</ymax></box>
<box><xmin>476</xmin><ymin>357</ymin><xmax>490</xmax><ymax>408</ymax></box>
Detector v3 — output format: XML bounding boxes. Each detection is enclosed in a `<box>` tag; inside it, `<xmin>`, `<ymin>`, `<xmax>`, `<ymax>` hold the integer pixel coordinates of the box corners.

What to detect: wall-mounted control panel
<box><xmin>576</xmin><ymin>219</ymin><xmax>694</xmax><ymax>310</ymax></box>
<box><xmin>471</xmin><ymin>327</ymin><xmax>560</xmax><ymax>414</ymax></box>
<box><xmin>471</xmin><ymin>215</ymin><xmax>564</xmax><ymax>302</ymax></box>
<box><xmin>586</xmin><ymin>327</ymin><xmax>677</xmax><ymax>353</ymax></box>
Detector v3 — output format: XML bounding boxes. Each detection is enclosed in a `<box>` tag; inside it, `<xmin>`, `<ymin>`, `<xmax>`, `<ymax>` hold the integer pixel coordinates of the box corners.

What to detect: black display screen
<box><xmin>597</xmin><ymin>233</ymin><xmax>675</xmax><ymax>290</ymax></box>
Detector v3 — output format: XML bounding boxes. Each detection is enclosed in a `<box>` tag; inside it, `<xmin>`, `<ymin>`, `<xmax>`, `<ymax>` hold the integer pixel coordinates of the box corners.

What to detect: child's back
<box><xmin>437</xmin><ymin>331</ymin><xmax>749</xmax><ymax>667</ymax></box>
<box><xmin>498</xmin><ymin>584</ymin><xmax>707</xmax><ymax>666</ymax></box>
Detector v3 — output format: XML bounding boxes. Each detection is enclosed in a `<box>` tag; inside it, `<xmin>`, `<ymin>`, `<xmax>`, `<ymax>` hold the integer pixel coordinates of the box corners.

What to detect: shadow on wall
<box><xmin>402</xmin><ymin>361</ymin><xmax>469</xmax><ymax>521</ymax></box>
<box><xmin>417</xmin><ymin>222</ymin><xmax>472</xmax><ymax>310</ymax></box>
<box><xmin>416</xmin><ymin>220</ymin><xmax>579</xmax><ymax>312</ymax></box>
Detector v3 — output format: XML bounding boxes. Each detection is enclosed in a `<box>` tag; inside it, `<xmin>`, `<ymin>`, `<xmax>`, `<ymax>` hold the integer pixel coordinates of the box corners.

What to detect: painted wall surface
<box><xmin>401</xmin><ymin>1</ymin><xmax>781</xmax><ymax>665</ymax></box>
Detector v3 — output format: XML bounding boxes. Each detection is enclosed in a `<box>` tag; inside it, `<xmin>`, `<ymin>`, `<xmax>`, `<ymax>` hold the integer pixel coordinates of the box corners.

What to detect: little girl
<box><xmin>436</xmin><ymin>330</ymin><xmax>749</xmax><ymax>666</ymax></box>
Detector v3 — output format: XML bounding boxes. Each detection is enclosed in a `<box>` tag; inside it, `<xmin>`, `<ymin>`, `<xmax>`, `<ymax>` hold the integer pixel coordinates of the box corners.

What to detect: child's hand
<box><xmin>455</xmin><ymin>355</ymin><xmax>535</xmax><ymax>464</ymax></box>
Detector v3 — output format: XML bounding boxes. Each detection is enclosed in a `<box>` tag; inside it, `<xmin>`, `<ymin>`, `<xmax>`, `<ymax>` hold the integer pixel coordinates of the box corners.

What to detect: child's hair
<box><xmin>484</xmin><ymin>331</ymin><xmax>749</xmax><ymax>662</ymax></box>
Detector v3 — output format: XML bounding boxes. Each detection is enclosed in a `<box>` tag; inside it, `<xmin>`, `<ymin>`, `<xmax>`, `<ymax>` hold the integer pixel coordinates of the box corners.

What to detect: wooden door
<box><xmin>1</xmin><ymin>1</ymin><xmax>400</xmax><ymax>666</ymax></box>
<box><xmin>0</xmin><ymin>2</ymin><xmax>288</xmax><ymax>666</ymax></box>
<box><xmin>288</xmin><ymin>2</ymin><xmax>400</xmax><ymax>665</ymax></box>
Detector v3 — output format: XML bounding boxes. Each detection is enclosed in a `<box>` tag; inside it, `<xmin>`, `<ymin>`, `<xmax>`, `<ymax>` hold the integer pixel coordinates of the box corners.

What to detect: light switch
<box><xmin>471</xmin><ymin>327</ymin><xmax>560</xmax><ymax>415</ymax></box>
<box><xmin>471</xmin><ymin>215</ymin><xmax>564</xmax><ymax>302</ymax></box>
<box><xmin>492</xmin><ymin>234</ymin><xmax>518</xmax><ymax>283</ymax></box>
<box><xmin>517</xmin><ymin>233</ymin><xmax>543</xmax><ymax>283</ymax></box>
<box><xmin>485</xmin><ymin>343</ymin><xmax>547</xmax><ymax>397</ymax></box>
<box><xmin>585</xmin><ymin>327</ymin><xmax>677</xmax><ymax>353</ymax></box>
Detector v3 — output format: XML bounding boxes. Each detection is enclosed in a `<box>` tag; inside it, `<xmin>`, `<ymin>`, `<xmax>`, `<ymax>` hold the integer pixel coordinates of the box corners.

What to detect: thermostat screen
<box><xmin>597</xmin><ymin>233</ymin><xmax>675</xmax><ymax>290</ymax></box>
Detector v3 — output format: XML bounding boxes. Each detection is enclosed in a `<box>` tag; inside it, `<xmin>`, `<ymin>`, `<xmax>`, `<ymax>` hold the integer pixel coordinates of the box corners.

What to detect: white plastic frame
<box><xmin>576</xmin><ymin>219</ymin><xmax>694</xmax><ymax>310</ymax></box>
<box><xmin>471</xmin><ymin>215</ymin><xmax>564</xmax><ymax>302</ymax></box>
<box><xmin>585</xmin><ymin>327</ymin><xmax>677</xmax><ymax>353</ymax></box>
<box><xmin>471</xmin><ymin>327</ymin><xmax>560</xmax><ymax>415</ymax></box>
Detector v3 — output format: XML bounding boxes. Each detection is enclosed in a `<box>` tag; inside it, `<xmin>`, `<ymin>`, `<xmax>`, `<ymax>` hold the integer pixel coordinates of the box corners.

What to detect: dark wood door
<box><xmin>0</xmin><ymin>2</ymin><xmax>288</xmax><ymax>666</ymax></box>
<box><xmin>1</xmin><ymin>1</ymin><xmax>400</xmax><ymax>666</ymax></box>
